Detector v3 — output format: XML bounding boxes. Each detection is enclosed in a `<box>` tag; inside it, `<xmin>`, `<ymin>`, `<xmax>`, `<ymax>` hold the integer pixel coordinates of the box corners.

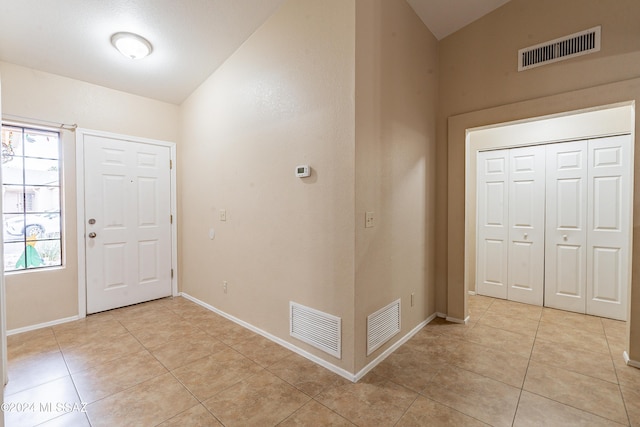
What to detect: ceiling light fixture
<box><xmin>110</xmin><ymin>32</ymin><xmax>153</xmax><ymax>60</ymax></box>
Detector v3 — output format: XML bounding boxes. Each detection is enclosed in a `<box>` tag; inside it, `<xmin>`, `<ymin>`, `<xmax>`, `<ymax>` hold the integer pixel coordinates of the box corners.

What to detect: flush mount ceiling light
<box><xmin>110</xmin><ymin>32</ymin><xmax>153</xmax><ymax>59</ymax></box>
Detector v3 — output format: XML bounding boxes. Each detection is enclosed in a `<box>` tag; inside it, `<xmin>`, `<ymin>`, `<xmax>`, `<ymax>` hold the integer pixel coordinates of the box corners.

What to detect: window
<box><xmin>1</xmin><ymin>124</ymin><xmax>62</xmax><ymax>271</ymax></box>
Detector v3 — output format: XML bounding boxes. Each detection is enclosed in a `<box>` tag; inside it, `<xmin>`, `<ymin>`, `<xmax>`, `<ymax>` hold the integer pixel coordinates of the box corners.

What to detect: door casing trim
<box><xmin>76</xmin><ymin>128</ymin><xmax>178</xmax><ymax>318</ymax></box>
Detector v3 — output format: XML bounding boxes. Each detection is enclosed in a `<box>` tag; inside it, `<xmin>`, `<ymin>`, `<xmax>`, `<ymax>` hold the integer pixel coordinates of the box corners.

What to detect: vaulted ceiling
<box><xmin>0</xmin><ymin>0</ymin><xmax>510</xmax><ymax>104</ymax></box>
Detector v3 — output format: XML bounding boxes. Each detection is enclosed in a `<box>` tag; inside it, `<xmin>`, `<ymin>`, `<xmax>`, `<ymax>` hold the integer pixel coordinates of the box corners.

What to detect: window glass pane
<box><xmin>23</xmin><ymin>130</ymin><xmax>59</xmax><ymax>159</ymax></box>
<box><xmin>34</xmin><ymin>240</ymin><xmax>61</xmax><ymax>268</ymax></box>
<box><xmin>4</xmin><ymin>241</ymin><xmax>25</xmax><ymax>272</ymax></box>
<box><xmin>24</xmin><ymin>158</ymin><xmax>59</xmax><ymax>186</ymax></box>
<box><xmin>1</xmin><ymin>126</ymin><xmax>24</xmax><ymax>159</ymax></box>
<box><xmin>3</xmin><ymin>186</ymin><xmax>28</xmax><ymax>214</ymax></box>
<box><xmin>3</xmin><ymin>213</ymin><xmax>27</xmax><ymax>241</ymax></box>
<box><xmin>29</xmin><ymin>187</ymin><xmax>60</xmax><ymax>213</ymax></box>
<box><xmin>2</xmin><ymin>159</ymin><xmax>25</xmax><ymax>186</ymax></box>
<box><xmin>24</xmin><ymin>213</ymin><xmax>60</xmax><ymax>240</ymax></box>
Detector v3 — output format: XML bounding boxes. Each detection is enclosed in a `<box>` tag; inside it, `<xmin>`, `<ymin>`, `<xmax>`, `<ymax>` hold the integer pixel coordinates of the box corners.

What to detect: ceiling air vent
<box><xmin>518</xmin><ymin>26</ymin><xmax>601</xmax><ymax>71</ymax></box>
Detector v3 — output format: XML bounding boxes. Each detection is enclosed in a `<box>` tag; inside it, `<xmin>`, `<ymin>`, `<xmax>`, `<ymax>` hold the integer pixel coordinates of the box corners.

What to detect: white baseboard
<box><xmin>446</xmin><ymin>315</ymin><xmax>470</xmax><ymax>324</ymax></box>
<box><xmin>7</xmin><ymin>315</ymin><xmax>80</xmax><ymax>336</ymax></box>
<box><xmin>180</xmin><ymin>292</ymin><xmax>438</xmax><ymax>383</ymax></box>
<box><xmin>623</xmin><ymin>351</ymin><xmax>640</xmax><ymax>369</ymax></box>
<box><xmin>468</xmin><ymin>291</ymin><xmax>476</xmax><ymax>296</ymax></box>
<box><xmin>436</xmin><ymin>312</ymin><xmax>447</xmax><ymax>319</ymax></box>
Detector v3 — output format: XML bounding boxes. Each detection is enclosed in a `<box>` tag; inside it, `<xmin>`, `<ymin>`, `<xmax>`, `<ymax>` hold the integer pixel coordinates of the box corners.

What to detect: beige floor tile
<box><xmin>514</xmin><ymin>390</ymin><xmax>626</xmax><ymax>427</ymax></box>
<box><xmin>607</xmin><ymin>334</ymin><xmax>629</xmax><ymax>360</ymax></box>
<box><xmin>621</xmin><ymin>384</ymin><xmax>640</xmax><ymax>427</ymax></box>
<box><xmin>279</xmin><ymin>400</ymin><xmax>355</xmax><ymax>426</ymax></box>
<box><xmin>149</xmin><ymin>330</ymin><xmax>228</xmax><ymax>370</ymax></box>
<box><xmin>61</xmin><ymin>332</ymin><xmax>144</xmax><ymax>373</ymax></box>
<box><xmin>602</xmin><ymin>318</ymin><xmax>628</xmax><ymax>339</ymax></box>
<box><xmin>7</xmin><ymin>328</ymin><xmax>59</xmax><ymax>361</ymax></box>
<box><xmin>536</xmin><ymin>321</ymin><xmax>610</xmax><ymax>355</ymax></box>
<box><xmin>477</xmin><ymin>312</ymin><xmax>539</xmax><ymax>337</ymax></box>
<box><xmin>4</xmin><ymin>376</ymin><xmax>81</xmax><ymax>427</ymax></box>
<box><xmin>37</xmin><ymin>410</ymin><xmax>92</xmax><ymax>427</ymax></box>
<box><xmin>371</xmin><ymin>346</ymin><xmax>445</xmax><ymax>392</ymax></box>
<box><xmin>171</xmin><ymin>348</ymin><xmax>263</xmax><ymax>401</ymax></box>
<box><xmin>113</xmin><ymin>307</ymin><xmax>184</xmax><ymax>332</ymax></box>
<box><xmin>130</xmin><ymin>319</ymin><xmax>203</xmax><ymax>348</ymax></box>
<box><xmin>523</xmin><ymin>361</ymin><xmax>628</xmax><ymax>424</ymax></box>
<box><xmin>205</xmin><ymin>321</ymin><xmax>256</xmax><ymax>346</ymax></box>
<box><xmin>5</xmin><ymin>350</ymin><xmax>69</xmax><ymax>396</ymax></box>
<box><xmin>448</xmin><ymin>341</ymin><xmax>529</xmax><ymax>388</ymax></box>
<box><xmin>531</xmin><ymin>338</ymin><xmax>618</xmax><ymax>384</ymax></box>
<box><xmin>158</xmin><ymin>404</ymin><xmax>223</xmax><ymax>426</ymax></box>
<box><xmin>468</xmin><ymin>294</ymin><xmax>495</xmax><ymax>313</ymax></box>
<box><xmin>463</xmin><ymin>324</ymin><xmax>535</xmax><ymax>358</ymax></box>
<box><xmin>403</xmin><ymin>329</ymin><xmax>463</xmax><ymax>363</ymax></box>
<box><xmin>615</xmin><ymin>362</ymin><xmax>640</xmax><ymax>389</ymax></box>
<box><xmin>486</xmin><ymin>299</ymin><xmax>543</xmax><ymax>321</ymax></box>
<box><xmin>420</xmin><ymin>365</ymin><xmax>521</xmax><ymax>427</ymax></box>
<box><xmin>396</xmin><ymin>395</ymin><xmax>488</xmax><ymax>426</ymax></box>
<box><xmin>203</xmin><ymin>370</ymin><xmax>310</xmax><ymax>427</ymax></box>
<box><xmin>267</xmin><ymin>353</ymin><xmax>349</xmax><ymax>397</ymax></box>
<box><xmin>53</xmin><ymin>316</ymin><xmax>128</xmax><ymax>349</ymax></box>
<box><xmin>231</xmin><ymin>334</ymin><xmax>292</xmax><ymax>367</ymax></box>
<box><xmin>315</xmin><ymin>373</ymin><xmax>418</xmax><ymax>427</ymax></box>
<box><xmin>541</xmin><ymin>308</ymin><xmax>606</xmax><ymax>333</ymax></box>
<box><xmin>72</xmin><ymin>349</ymin><xmax>168</xmax><ymax>403</ymax></box>
<box><xmin>86</xmin><ymin>372</ymin><xmax>198</xmax><ymax>427</ymax></box>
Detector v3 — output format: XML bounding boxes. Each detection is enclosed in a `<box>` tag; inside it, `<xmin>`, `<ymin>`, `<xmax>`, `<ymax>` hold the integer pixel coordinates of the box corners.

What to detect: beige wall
<box><xmin>354</xmin><ymin>0</ymin><xmax>437</xmax><ymax>371</ymax></box>
<box><xmin>437</xmin><ymin>0</ymin><xmax>640</xmax><ymax>359</ymax></box>
<box><xmin>0</xmin><ymin>61</ymin><xmax>179</xmax><ymax>329</ymax></box>
<box><xmin>179</xmin><ymin>0</ymin><xmax>357</xmax><ymax>372</ymax></box>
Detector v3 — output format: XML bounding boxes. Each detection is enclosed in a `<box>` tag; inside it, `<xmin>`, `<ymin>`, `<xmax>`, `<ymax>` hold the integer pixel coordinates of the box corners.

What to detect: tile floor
<box><xmin>3</xmin><ymin>295</ymin><xmax>640</xmax><ymax>426</ymax></box>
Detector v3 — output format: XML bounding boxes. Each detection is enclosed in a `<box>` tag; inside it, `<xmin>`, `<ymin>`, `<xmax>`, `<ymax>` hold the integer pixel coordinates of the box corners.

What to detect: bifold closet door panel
<box><xmin>544</xmin><ymin>141</ymin><xmax>588</xmax><ymax>313</ymax></box>
<box><xmin>477</xmin><ymin>150</ymin><xmax>510</xmax><ymax>299</ymax></box>
<box><xmin>507</xmin><ymin>146</ymin><xmax>546</xmax><ymax>306</ymax></box>
<box><xmin>586</xmin><ymin>135</ymin><xmax>631</xmax><ymax>321</ymax></box>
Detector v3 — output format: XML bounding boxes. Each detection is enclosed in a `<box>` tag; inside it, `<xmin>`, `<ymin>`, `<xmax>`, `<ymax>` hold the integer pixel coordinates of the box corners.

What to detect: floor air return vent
<box><xmin>367</xmin><ymin>299</ymin><xmax>401</xmax><ymax>356</ymax></box>
<box><xmin>518</xmin><ymin>26</ymin><xmax>600</xmax><ymax>71</ymax></box>
<box><xmin>290</xmin><ymin>302</ymin><xmax>341</xmax><ymax>358</ymax></box>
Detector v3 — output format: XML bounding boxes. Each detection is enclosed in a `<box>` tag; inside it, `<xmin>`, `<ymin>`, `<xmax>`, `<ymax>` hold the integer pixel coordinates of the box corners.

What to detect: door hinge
<box><xmin>171</xmin><ymin>268</ymin><xmax>174</xmax><ymax>279</ymax></box>
<box><xmin>170</xmin><ymin>159</ymin><xmax>173</xmax><ymax>169</ymax></box>
<box><xmin>170</xmin><ymin>214</ymin><xmax>173</xmax><ymax>224</ymax></box>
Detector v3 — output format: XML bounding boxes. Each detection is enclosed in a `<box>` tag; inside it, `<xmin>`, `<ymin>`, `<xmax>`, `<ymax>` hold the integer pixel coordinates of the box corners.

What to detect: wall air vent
<box><xmin>518</xmin><ymin>26</ymin><xmax>601</xmax><ymax>71</ymax></box>
<box><xmin>290</xmin><ymin>301</ymin><xmax>341</xmax><ymax>359</ymax></box>
<box><xmin>367</xmin><ymin>299</ymin><xmax>401</xmax><ymax>356</ymax></box>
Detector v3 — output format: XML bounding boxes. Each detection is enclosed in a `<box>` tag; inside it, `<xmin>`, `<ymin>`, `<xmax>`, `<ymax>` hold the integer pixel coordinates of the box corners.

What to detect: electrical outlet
<box><xmin>219</xmin><ymin>209</ymin><xmax>227</xmax><ymax>221</ymax></box>
<box><xmin>223</xmin><ymin>281</ymin><xmax>228</xmax><ymax>294</ymax></box>
<box><xmin>365</xmin><ymin>211</ymin><xmax>375</xmax><ymax>228</ymax></box>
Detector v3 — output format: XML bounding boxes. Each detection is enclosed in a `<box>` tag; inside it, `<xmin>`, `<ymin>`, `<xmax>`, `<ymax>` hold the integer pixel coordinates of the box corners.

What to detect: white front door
<box><xmin>84</xmin><ymin>134</ymin><xmax>172</xmax><ymax>314</ymax></box>
<box><xmin>507</xmin><ymin>146</ymin><xmax>545</xmax><ymax>305</ymax></box>
<box><xmin>545</xmin><ymin>141</ymin><xmax>588</xmax><ymax>313</ymax></box>
<box><xmin>477</xmin><ymin>149</ymin><xmax>510</xmax><ymax>299</ymax></box>
<box><xmin>586</xmin><ymin>135</ymin><xmax>631</xmax><ymax>320</ymax></box>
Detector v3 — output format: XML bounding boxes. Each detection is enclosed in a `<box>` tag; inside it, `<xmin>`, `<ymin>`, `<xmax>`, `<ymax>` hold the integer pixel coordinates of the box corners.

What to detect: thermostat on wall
<box><xmin>295</xmin><ymin>165</ymin><xmax>311</xmax><ymax>178</ymax></box>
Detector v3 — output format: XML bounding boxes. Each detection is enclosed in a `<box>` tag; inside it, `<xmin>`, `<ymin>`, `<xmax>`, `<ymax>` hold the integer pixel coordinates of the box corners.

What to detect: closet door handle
<box><xmin>523</xmin><ymin>233</ymin><xmax>528</xmax><ymax>240</ymax></box>
<box><xmin>563</xmin><ymin>234</ymin><xmax>568</xmax><ymax>241</ymax></box>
